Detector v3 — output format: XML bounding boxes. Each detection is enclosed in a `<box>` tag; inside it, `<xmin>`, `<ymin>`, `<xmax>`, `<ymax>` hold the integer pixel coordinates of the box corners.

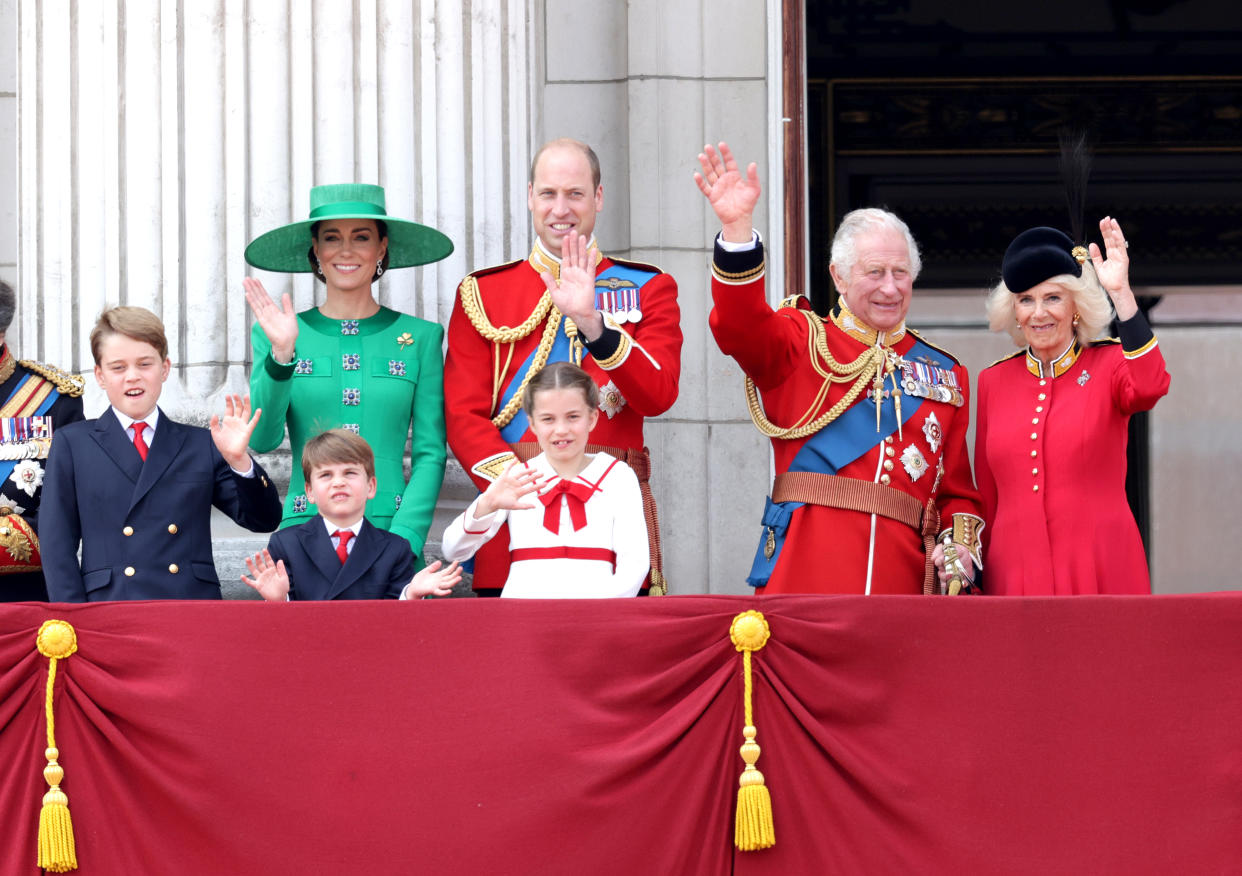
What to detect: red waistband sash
<box><xmin>510</xmin><ymin>547</ymin><xmax>617</xmax><ymax>571</ymax></box>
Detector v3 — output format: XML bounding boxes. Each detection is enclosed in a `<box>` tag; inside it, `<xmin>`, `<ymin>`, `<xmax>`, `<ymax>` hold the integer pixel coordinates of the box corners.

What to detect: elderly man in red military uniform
<box><xmin>695</xmin><ymin>142</ymin><xmax>982</xmax><ymax>595</ymax></box>
<box><xmin>445</xmin><ymin>138</ymin><xmax>682</xmax><ymax>595</ymax></box>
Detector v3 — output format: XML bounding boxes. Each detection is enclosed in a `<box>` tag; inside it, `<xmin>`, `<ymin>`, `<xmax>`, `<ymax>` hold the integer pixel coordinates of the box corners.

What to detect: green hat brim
<box><xmin>244</xmin><ymin>214</ymin><xmax>454</xmax><ymax>273</ymax></box>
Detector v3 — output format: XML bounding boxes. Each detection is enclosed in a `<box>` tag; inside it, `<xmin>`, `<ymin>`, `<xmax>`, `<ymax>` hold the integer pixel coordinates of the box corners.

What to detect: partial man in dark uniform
<box><xmin>0</xmin><ymin>279</ymin><xmax>85</xmax><ymax>601</ymax></box>
<box><xmin>696</xmin><ymin>142</ymin><xmax>982</xmax><ymax>595</ymax></box>
<box><xmin>445</xmin><ymin>138</ymin><xmax>682</xmax><ymax>595</ymax></box>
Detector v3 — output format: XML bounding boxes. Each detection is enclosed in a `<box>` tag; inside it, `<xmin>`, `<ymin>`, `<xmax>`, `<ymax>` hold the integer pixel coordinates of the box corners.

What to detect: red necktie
<box><xmin>333</xmin><ymin>530</ymin><xmax>353</xmax><ymax>564</ymax></box>
<box><xmin>537</xmin><ymin>480</ymin><xmax>595</xmax><ymax>535</ymax></box>
<box><xmin>131</xmin><ymin>421</ymin><xmax>149</xmax><ymax>461</ymax></box>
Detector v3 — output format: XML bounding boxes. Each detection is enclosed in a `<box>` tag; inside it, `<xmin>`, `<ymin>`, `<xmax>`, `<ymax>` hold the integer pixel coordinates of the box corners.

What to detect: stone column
<box><xmin>15</xmin><ymin>0</ymin><xmax>531</xmax><ymax>411</ymax></box>
<box><xmin>535</xmin><ymin>0</ymin><xmax>782</xmax><ymax>593</ymax></box>
<box><xmin>14</xmin><ymin>1</ymin><xmax>533</xmax><ymax>593</ymax></box>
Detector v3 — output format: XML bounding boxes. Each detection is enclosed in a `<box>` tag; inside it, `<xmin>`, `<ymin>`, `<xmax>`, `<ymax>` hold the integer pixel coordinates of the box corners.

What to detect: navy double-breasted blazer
<box><xmin>41</xmin><ymin>408</ymin><xmax>283</xmax><ymax>601</ymax></box>
<box><xmin>268</xmin><ymin>517</ymin><xmax>415</xmax><ymax>600</ymax></box>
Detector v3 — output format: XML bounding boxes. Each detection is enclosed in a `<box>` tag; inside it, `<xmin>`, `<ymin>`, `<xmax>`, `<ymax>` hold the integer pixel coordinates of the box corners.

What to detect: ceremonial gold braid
<box><xmin>745</xmin><ymin>310</ymin><xmax>888</xmax><ymax>440</ymax></box>
<box><xmin>490</xmin><ymin>305</ymin><xmax>564</xmax><ymax>429</ymax></box>
<box><xmin>459</xmin><ymin>275</ymin><xmax>552</xmax><ymax>344</ymax></box>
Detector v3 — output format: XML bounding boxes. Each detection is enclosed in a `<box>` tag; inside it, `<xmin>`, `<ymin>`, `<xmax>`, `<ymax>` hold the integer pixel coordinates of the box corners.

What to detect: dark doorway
<box><xmin>798</xmin><ymin>0</ymin><xmax>1242</xmax><ymax>557</ymax></box>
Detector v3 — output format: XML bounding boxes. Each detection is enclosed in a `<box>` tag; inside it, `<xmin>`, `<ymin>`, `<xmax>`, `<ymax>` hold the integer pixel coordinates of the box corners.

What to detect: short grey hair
<box><xmin>829</xmin><ymin>208</ymin><xmax>922</xmax><ymax>283</ymax></box>
<box><xmin>986</xmin><ymin>260</ymin><xmax>1113</xmax><ymax>347</ymax></box>
<box><xmin>0</xmin><ymin>280</ymin><xmax>14</xmax><ymax>335</ymax></box>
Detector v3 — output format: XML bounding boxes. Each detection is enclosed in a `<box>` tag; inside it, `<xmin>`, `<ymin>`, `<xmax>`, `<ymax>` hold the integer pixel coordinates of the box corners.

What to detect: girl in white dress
<box><xmin>441</xmin><ymin>362</ymin><xmax>648</xmax><ymax>597</ymax></box>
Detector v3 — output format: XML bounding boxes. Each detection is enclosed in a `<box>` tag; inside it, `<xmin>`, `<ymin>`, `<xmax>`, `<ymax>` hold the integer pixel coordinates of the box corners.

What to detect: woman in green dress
<box><xmin>243</xmin><ymin>184</ymin><xmax>453</xmax><ymax>567</ymax></box>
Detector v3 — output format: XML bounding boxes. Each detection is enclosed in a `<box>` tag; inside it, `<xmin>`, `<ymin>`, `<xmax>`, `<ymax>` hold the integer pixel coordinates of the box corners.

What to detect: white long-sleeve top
<box><xmin>441</xmin><ymin>452</ymin><xmax>648</xmax><ymax>598</ymax></box>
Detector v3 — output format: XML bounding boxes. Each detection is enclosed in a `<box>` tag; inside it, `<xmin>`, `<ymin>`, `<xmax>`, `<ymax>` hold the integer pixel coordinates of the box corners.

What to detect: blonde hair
<box><xmin>90</xmin><ymin>306</ymin><xmax>169</xmax><ymax>363</ymax></box>
<box><xmin>301</xmin><ymin>429</ymin><xmax>376</xmax><ymax>481</ymax></box>
<box><xmin>986</xmin><ymin>260</ymin><xmax>1113</xmax><ymax>347</ymax></box>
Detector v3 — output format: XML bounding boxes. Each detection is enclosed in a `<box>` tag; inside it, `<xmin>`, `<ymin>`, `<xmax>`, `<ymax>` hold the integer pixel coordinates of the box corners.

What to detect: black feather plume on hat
<box><xmin>1058</xmin><ymin>129</ymin><xmax>1093</xmax><ymax>248</ymax></box>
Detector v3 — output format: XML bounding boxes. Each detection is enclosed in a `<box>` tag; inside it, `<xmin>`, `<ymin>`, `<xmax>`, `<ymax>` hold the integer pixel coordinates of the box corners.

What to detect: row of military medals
<box><xmin>900</xmin><ymin>359</ymin><xmax>963</xmax><ymax>407</ymax></box>
<box><xmin>0</xmin><ymin>417</ymin><xmax>54</xmax><ymax>460</ymax></box>
<box><xmin>594</xmin><ymin>280</ymin><xmax>642</xmax><ymax>323</ymax></box>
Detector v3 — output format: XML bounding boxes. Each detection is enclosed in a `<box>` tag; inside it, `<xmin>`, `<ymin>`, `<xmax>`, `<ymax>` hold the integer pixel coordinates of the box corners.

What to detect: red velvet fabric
<box><xmin>2</xmin><ymin>595</ymin><xmax>1240</xmax><ymax>875</ymax></box>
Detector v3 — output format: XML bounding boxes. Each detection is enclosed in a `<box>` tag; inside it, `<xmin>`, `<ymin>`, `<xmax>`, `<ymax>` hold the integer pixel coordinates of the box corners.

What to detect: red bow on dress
<box><xmin>537</xmin><ymin>480</ymin><xmax>596</xmax><ymax>534</ymax></box>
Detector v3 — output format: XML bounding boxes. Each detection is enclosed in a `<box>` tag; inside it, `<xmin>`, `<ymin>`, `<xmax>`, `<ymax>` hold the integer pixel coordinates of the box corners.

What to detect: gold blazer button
<box><xmin>124</xmin><ymin>566</ymin><xmax>135</xmax><ymax>576</ymax></box>
<box><xmin>123</xmin><ymin>526</ymin><xmax>134</xmax><ymax>536</ymax></box>
<box><xmin>168</xmin><ymin>524</ymin><xmax>178</xmax><ymax>534</ymax></box>
<box><xmin>168</xmin><ymin>564</ymin><xmax>179</xmax><ymax>574</ymax></box>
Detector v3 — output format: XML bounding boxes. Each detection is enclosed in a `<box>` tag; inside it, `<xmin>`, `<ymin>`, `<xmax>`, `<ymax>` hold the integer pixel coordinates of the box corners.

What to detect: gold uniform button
<box><xmin>168</xmin><ymin>564</ymin><xmax>179</xmax><ymax>574</ymax></box>
<box><xmin>1038</xmin><ymin>393</ymin><xmax>1047</xmax><ymax>401</ymax></box>
<box><xmin>124</xmin><ymin>566</ymin><xmax>135</xmax><ymax>577</ymax></box>
<box><xmin>1032</xmin><ymin>468</ymin><xmax>1039</xmax><ymax>475</ymax></box>
<box><xmin>1032</xmin><ymin>485</ymin><xmax>1040</xmax><ymax>492</ymax></box>
<box><xmin>884</xmin><ymin>436</ymin><xmax>894</xmax><ymax>445</ymax></box>
<box><xmin>1032</xmin><ymin>417</ymin><xmax>1039</xmax><ymax>424</ymax></box>
<box><xmin>123</xmin><ymin>526</ymin><xmax>134</xmax><ymax>536</ymax></box>
<box><xmin>168</xmin><ymin>524</ymin><xmax>178</xmax><ymax>534</ymax></box>
<box><xmin>1035</xmin><ymin>406</ymin><xmax>1044</xmax><ymax>413</ymax></box>
<box><xmin>1039</xmin><ymin>379</ymin><xmax>1047</xmax><ymax>386</ymax></box>
<box><xmin>883</xmin><ymin>460</ymin><xmax>894</xmax><ymax>472</ymax></box>
<box><xmin>1031</xmin><ymin>450</ymin><xmax>1038</xmax><ymax>458</ymax></box>
<box><xmin>1030</xmin><ymin>432</ymin><xmax>1038</xmax><ymax>440</ymax></box>
<box><xmin>885</xmin><ymin>447</ymin><xmax>895</xmax><ymax>458</ymax></box>
<box><xmin>880</xmin><ymin>474</ymin><xmax>891</xmax><ymax>485</ymax></box>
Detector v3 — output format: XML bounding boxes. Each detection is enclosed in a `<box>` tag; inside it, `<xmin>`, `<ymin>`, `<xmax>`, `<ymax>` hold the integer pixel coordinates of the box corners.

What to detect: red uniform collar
<box><xmin>1025</xmin><ymin>341</ymin><xmax>1081</xmax><ymax>378</ymax></box>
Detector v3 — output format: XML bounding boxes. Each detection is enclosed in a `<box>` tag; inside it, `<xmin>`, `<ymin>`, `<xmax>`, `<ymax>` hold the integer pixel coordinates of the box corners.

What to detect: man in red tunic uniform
<box><xmin>445</xmin><ymin>139</ymin><xmax>682</xmax><ymax>595</ymax></box>
<box><xmin>695</xmin><ymin>142</ymin><xmax>982</xmax><ymax>595</ymax></box>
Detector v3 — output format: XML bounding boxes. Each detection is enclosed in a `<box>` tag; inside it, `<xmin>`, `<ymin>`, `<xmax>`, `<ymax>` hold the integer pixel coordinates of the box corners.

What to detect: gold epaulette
<box><xmin>18</xmin><ymin>360</ymin><xmax>85</xmax><ymax>397</ymax></box>
<box><xmin>906</xmin><ymin>329</ymin><xmax>963</xmax><ymax>366</ymax></box>
<box><xmin>984</xmin><ymin>350</ymin><xmax>1025</xmax><ymax>369</ymax></box>
<box><xmin>1090</xmin><ymin>337</ymin><xmax>1121</xmax><ymax>347</ymax></box>
<box><xmin>777</xmin><ymin>294</ymin><xmax>808</xmax><ymax>310</ymax></box>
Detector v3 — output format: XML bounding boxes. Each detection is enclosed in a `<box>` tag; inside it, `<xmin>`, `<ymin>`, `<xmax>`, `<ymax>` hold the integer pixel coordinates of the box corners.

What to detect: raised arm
<box><xmin>694</xmin><ymin>141</ymin><xmax>762</xmax><ymax>244</ymax></box>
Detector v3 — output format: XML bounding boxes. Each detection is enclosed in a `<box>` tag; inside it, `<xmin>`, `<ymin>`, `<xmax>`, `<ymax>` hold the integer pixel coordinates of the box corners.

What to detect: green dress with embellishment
<box><xmin>249</xmin><ymin>307</ymin><xmax>446</xmax><ymax>567</ymax></box>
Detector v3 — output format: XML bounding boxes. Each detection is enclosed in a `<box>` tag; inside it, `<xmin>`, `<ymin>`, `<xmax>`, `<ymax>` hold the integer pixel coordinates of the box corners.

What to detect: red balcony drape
<box><xmin>2</xmin><ymin>594</ymin><xmax>1239</xmax><ymax>875</ymax></box>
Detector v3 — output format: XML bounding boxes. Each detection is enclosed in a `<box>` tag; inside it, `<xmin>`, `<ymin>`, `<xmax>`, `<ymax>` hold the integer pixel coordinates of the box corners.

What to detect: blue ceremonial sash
<box><xmin>497</xmin><ymin>324</ymin><xmax>572</xmax><ymax>443</ymax></box>
<box><xmin>0</xmin><ymin>375</ymin><xmax>60</xmax><ymax>485</ymax></box>
<box><xmin>746</xmin><ymin>334</ymin><xmax>946</xmax><ymax>587</ymax></box>
<box><xmin>496</xmin><ymin>264</ymin><xmax>659</xmax><ymax>443</ymax></box>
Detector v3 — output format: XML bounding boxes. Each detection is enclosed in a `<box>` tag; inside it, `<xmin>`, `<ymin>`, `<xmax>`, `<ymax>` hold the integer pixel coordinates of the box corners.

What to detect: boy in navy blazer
<box><xmin>41</xmin><ymin>306</ymin><xmax>283</xmax><ymax>601</ymax></box>
<box><xmin>241</xmin><ymin>429</ymin><xmax>460</xmax><ymax>600</ymax></box>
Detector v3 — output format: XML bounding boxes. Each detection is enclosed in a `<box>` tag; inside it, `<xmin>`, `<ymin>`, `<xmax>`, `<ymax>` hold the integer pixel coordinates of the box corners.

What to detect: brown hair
<box><xmin>529</xmin><ymin>138</ymin><xmax>601</xmax><ymax>191</ymax></box>
<box><xmin>90</xmin><ymin>306</ymin><xmax>169</xmax><ymax>364</ymax></box>
<box><xmin>301</xmin><ymin>429</ymin><xmax>377</xmax><ymax>481</ymax></box>
<box><xmin>521</xmin><ymin>361</ymin><xmax>599</xmax><ymax>417</ymax></box>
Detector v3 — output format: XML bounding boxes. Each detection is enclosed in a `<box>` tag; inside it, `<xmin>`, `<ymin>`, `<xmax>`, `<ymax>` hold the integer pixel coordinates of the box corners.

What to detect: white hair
<box><xmin>986</xmin><ymin>260</ymin><xmax>1114</xmax><ymax>347</ymax></box>
<box><xmin>829</xmin><ymin>208</ymin><xmax>922</xmax><ymax>282</ymax></box>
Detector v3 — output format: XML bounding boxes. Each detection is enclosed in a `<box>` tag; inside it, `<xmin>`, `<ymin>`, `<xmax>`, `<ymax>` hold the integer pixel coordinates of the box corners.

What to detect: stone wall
<box><xmin>4</xmin><ymin>2</ymin><xmax>1234</xmax><ymax>597</ymax></box>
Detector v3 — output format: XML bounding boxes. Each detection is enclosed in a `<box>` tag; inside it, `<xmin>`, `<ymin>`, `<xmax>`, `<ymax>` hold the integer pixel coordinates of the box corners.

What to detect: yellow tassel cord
<box><xmin>36</xmin><ymin>619</ymin><xmax>79</xmax><ymax>872</ymax></box>
<box><xmin>729</xmin><ymin>610</ymin><xmax>775</xmax><ymax>851</ymax></box>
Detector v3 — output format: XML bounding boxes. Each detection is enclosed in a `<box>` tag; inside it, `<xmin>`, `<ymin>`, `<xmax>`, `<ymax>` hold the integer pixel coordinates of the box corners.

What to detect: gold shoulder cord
<box><xmin>745</xmin><ymin>310</ymin><xmax>888</xmax><ymax>440</ymax></box>
<box><xmin>459</xmin><ymin>275</ymin><xmax>552</xmax><ymax>343</ymax></box>
<box><xmin>458</xmin><ymin>276</ymin><xmax>564</xmax><ymax>430</ymax></box>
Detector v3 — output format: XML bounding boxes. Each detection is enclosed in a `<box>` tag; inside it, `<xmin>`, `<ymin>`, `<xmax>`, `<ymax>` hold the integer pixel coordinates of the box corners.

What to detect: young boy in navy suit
<box><xmin>41</xmin><ymin>306</ymin><xmax>283</xmax><ymax>601</ymax></box>
<box><xmin>241</xmin><ymin>429</ymin><xmax>461</xmax><ymax>600</ymax></box>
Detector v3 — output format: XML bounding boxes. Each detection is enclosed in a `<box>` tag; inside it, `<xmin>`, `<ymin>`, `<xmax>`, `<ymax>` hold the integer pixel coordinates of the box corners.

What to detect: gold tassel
<box><xmin>729</xmin><ymin>610</ymin><xmax>775</xmax><ymax>851</ymax></box>
<box><xmin>36</xmin><ymin>619</ymin><xmax>78</xmax><ymax>872</ymax></box>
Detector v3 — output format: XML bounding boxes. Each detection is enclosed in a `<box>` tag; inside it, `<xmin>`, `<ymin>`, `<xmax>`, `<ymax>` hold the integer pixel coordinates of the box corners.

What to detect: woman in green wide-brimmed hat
<box><xmin>243</xmin><ymin>183</ymin><xmax>453</xmax><ymax>569</ymax></box>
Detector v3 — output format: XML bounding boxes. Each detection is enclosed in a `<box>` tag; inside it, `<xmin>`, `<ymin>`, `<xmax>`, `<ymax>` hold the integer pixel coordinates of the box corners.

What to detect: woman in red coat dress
<box><xmin>975</xmin><ymin>217</ymin><xmax>1170</xmax><ymax>595</ymax></box>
